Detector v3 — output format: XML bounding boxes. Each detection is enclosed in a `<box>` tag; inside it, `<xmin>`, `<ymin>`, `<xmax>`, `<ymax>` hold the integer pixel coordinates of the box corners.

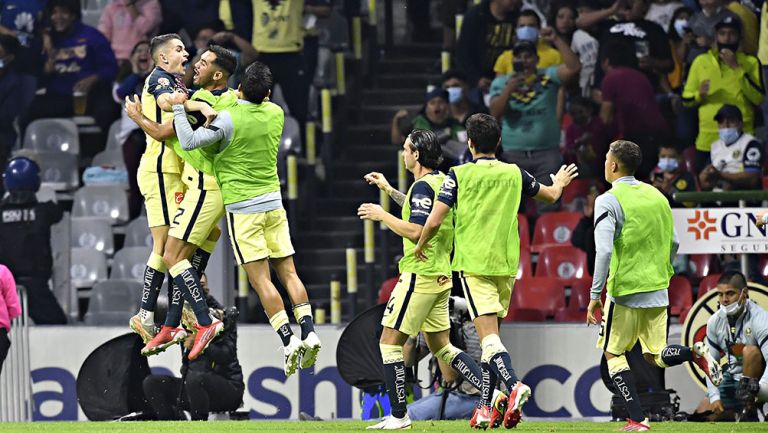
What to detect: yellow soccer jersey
<box><xmin>138</xmin><ymin>67</ymin><xmax>185</xmax><ymax>174</ymax></box>
<box><xmin>250</xmin><ymin>0</ymin><xmax>304</xmax><ymax>53</ymax></box>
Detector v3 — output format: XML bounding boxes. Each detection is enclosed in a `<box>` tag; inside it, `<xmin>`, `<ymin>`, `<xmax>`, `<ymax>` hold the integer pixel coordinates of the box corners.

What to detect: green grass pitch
<box><xmin>0</xmin><ymin>421</ymin><xmax>764</xmax><ymax>433</ymax></box>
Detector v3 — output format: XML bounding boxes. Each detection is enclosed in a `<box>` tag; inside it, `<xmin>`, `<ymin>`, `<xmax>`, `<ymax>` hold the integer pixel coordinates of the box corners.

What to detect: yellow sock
<box><xmin>480</xmin><ymin>334</ymin><xmax>506</xmax><ymax>363</ymax></box>
<box><xmin>147</xmin><ymin>252</ymin><xmax>167</xmax><ymax>273</ymax></box>
<box><xmin>169</xmin><ymin>259</ymin><xmax>192</xmax><ymax>278</ymax></box>
<box><xmin>379</xmin><ymin>343</ymin><xmax>404</xmax><ymax>364</ymax></box>
<box><xmin>293</xmin><ymin>303</ymin><xmax>312</xmax><ymax>323</ymax></box>
<box><xmin>434</xmin><ymin>344</ymin><xmax>462</xmax><ymax>364</ymax></box>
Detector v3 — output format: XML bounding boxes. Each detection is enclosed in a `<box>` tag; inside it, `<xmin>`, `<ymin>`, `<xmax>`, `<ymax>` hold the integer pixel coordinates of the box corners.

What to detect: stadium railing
<box><xmin>0</xmin><ymin>285</ymin><xmax>33</xmax><ymax>422</ymax></box>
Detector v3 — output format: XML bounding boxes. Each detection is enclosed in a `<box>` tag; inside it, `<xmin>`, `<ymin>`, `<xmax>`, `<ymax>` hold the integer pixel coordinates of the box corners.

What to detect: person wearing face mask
<box><xmin>649</xmin><ymin>143</ymin><xmax>696</xmax><ymax>207</ymax></box>
<box><xmin>493</xmin><ymin>10</ymin><xmax>563</xmax><ymax>76</ymax></box>
<box><xmin>696</xmin><ymin>271</ymin><xmax>768</xmax><ymax>421</ymax></box>
<box><xmin>698</xmin><ymin>104</ymin><xmax>762</xmax><ymax>192</ymax></box>
<box><xmin>682</xmin><ymin>17</ymin><xmax>763</xmax><ymax>173</ymax></box>
<box><xmin>441</xmin><ymin>70</ymin><xmax>487</xmax><ymax>125</ymax></box>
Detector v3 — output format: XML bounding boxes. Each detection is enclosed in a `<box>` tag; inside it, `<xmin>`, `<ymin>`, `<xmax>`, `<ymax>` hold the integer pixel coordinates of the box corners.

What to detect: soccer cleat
<box><xmin>187</xmin><ymin>320</ymin><xmax>224</xmax><ymax>361</ymax></box>
<box><xmin>470</xmin><ymin>405</ymin><xmax>491</xmax><ymax>430</ymax></box>
<box><xmin>300</xmin><ymin>332</ymin><xmax>322</xmax><ymax>369</ymax></box>
<box><xmin>180</xmin><ymin>303</ymin><xmax>197</xmax><ymax>330</ymax></box>
<box><xmin>129</xmin><ymin>313</ymin><xmax>157</xmax><ymax>343</ymax></box>
<box><xmin>141</xmin><ymin>325</ymin><xmax>187</xmax><ymax>356</ymax></box>
<box><xmin>693</xmin><ymin>341</ymin><xmax>723</xmax><ymax>386</ymax></box>
<box><xmin>366</xmin><ymin>414</ymin><xmax>412</xmax><ymax>430</ymax></box>
<box><xmin>284</xmin><ymin>335</ymin><xmax>303</xmax><ymax>377</ymax></box>
<box><xmin>490</xmin><ymin>389</ymin><xmax>508</xmax><ymax>428</ymax></box>
<box><xmin>503</xmin><ymin>381</ymin><xmax>531</xmax><ymax>429</ymax></box>
<box><xmin>619</xmin><ymin>418</ymin><xmax>650</xmax><ymax>431</ymax></box>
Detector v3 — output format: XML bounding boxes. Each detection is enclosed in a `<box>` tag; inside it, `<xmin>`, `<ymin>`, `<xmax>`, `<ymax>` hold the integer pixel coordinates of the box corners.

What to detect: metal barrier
<box><xmin>0</xmin><ymin>285</ymin><xmax>33</xmax><ymax>422</ymax></box>
<box><xmin>364</xmin><ymin>219</ymin><xmax>376</xmax><ymax>305</ymax></box>
<box><xmin>330</xmin><ymin>277</ymin><xmax>341</xmax><ymax>324</ymax></box>
<box><xmin>287</xmin><ymin>154</ymin><xmax>298</xmax><ymax>232</ymax></box>
<box><xmin>346</xmin><ymin>247</ymin><xmax>358</xmax><ymax>317</ymax></box>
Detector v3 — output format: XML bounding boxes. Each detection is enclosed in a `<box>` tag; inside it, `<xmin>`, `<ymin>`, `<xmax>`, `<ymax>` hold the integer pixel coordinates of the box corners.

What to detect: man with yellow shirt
<box><xmin>493</xmin><ymin>10</ymin><xmax>562</xmax><ymax>76</ymax></box>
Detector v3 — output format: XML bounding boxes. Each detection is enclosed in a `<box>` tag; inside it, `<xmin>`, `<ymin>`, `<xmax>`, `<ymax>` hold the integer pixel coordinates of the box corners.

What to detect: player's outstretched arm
<box><xmin>124</xmin><ymin>95</ymin><xmax>175</xmax><ymax>141</ymax></box>
<box><xmin>534</xmin><ymin>164</ymin><xmax>578</xmax><ymax>204</ymax></box>
<box><xmin>363</xmin><ymin>172</ymin><xmax>406</xmax><ymax>207</ymax></box>
<box><xmin>357</xmin><ymin>203</ymin><xmax>422</xmax><ymax>242</ymax></box>
<box><xmin>414</xmin><ymin>201</ymin><xmax>450</xmax><ymax>261</ymax></box>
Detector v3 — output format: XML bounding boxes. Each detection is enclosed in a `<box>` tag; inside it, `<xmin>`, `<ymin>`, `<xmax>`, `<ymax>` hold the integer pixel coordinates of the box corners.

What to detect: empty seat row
<box><xmin>70</xmin><ymin>246</ymin><xmax>151</xmax><ymax>289</ymax></box>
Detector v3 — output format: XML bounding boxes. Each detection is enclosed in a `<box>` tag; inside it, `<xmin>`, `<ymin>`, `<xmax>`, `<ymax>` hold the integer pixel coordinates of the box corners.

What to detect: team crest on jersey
<box><xmin>175</xmin><ymin>192</ymin><xmax>184</xmax><ymax>204</ymax></box>
<box><xmin>732</xmin><ymin>149</ymin><xmax>741</xmax><ymax>160</ymax></box>
<box><xmin>682</xmin><ymin>283</ymin><xmax>768</xmax><ymax>390</ymax></box>
<box><xmin>675</xmin><ymin>179</ymin><xmax>687</xmax><ymax>191</ymax></box>
<box><xmin>158</xmin><ymin>77</ymin><xmax>171</xmax><ymax>88</ymax></box>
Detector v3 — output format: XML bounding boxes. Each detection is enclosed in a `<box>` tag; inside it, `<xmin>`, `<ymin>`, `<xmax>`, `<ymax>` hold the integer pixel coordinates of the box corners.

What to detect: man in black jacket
<box><xmin>142</xmin><ymin>274</ymin><xmax>244</xmax><ymax>420</ymax></box>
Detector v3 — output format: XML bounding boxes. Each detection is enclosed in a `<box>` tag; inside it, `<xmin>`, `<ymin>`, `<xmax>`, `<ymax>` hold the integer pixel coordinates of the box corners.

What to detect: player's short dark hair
<box><xmin>518</xmin><ymin>9</ymin><xmax>542</xmax><ymax>27</ymax></box>
<box><xmin>241</xmin><ymin>61</ymin><xmax>273</xmax><ymax>103</ymax></box>
<box><xmin>47</xmin><ymin>0</ymin><xmax>82</xmax><ymax>20</ymax></box>
<box><xmin>718</xmin><ymin>270</ymin><xmax>747</xmax><ymax>290</ymax></box>
<box><xmin>407</xmin><ymin>130</ymin><xmax>443</xmax><ymax>170</ymax></box>
<box><xmin>205</xmin><ymin>45</ymin><xmax>237</xmax><ymax>76</ymax></box>
<box><xmin>150</xmin><ymin>33</ymin><xmax>182</xmax><ymax>60</ymax></box>
<box><xmin>0</xmin><ymin>34</ymin><xmax>20</xmax><ymax>57</ymax></box>
<box><xmin>466</xmin><ymin>113</ymin><xmax>500</xmax><ymax>154</ymax></box>
<box><xmin>609</xmin><ymin>140</ymin><xmax>642</xmax><ymax>174</ymax></box>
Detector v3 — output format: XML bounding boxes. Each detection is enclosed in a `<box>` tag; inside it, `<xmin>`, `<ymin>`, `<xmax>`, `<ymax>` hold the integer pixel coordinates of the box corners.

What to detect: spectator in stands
<box><xmin>686</xmin><ymin>0</ymin><xmax>738</xmax><ymax>65</ymax></box>
<box><xmin>22</xmin><ymin>0</ymin><xmax>119</xmax><ymax>143</ymax></box>
<box><xmin>0</xmin><ymin>157</ymin><xmax>67</xmax><ymax>324</ymax></box>
<box><xmin>645</xmin><ymin>0</ymin><xmax>683</xmax><ymax>31</ymax></box>
<box><xmin>158</xmin><ymin>0</ymin><xmax>219</xmax><ymax>39</ymax></box>
<box><xmin>441</xmin><ymin>69</ymin><xmax>486</xmax><ymax>126</ymax></box>
<box><xmin>723</xmin><ymin>0</ymin><xmax>757</xmax><ymax>55</ymax></box>
<box><xmin>667</xmin><ymin>7</ymin><xmax>694</xmax><ymax>92</ymax></box>
<box><xmin>142</xmin><ymin>274</ymin><xmax>244</xmax><ymax>421</ymax></box>
<box><xmin>698</xmin><ymin>104</ymin><xmax>762</xmax><ymax>192</ymax></box>
<box><xmin>455</xmin><ymin>0</ymin><xmax>520</xmax><ymax>94</ymax></box>
<box><xmin>490</xmin><ymin>36</ymin><xmax>580</xmax><ymax>184</ymax></box>
<box><xmin>493</xmin><ymin>10</ymin><xmax>563</xmax><ymax>77</ymax></box>
<box><xmin>182</xmin><ymin>21</ymin><xmax>258</xmax><ymax>89</ymax></box>
<box><xmin>98</xmin><ymin>0</ymin><xmax>162</xmax><ymax>64</ymax></box>
<box><xmin>682</xmin><ymin>16</ymin><xmax>763</xmax><ymax>172</ymax></box>
<box><xmin>0</xmin><ymin>0</ymin><xmax>46</xmax><ymax>123</ymax></box>
<box><xmin>650</xmin><ymin>143</ymin><xmax>697</xmax><ymax>207</ymax></box>
<box><xmin>577</xmin><ymin>0</ymin><xmax>673</xmax><ymax>90</ymax></box>
<box><xmin>0</xmin><ymin>34</ymin><xmax>22</xmax><ymax>178</ymax></box>
<box><xmin>0</xmin><ymin>264</ymin><xmax>20</xmax><ymax>377</ymax></box>
<box><xmin>563</xmin><ymin>96</ymin><xmax>608</xmax><ymax>180</ymax></box>
<box><xmin>600</xmin><ymin>41</ymin><xmax>669</xmax><ymax>179</ymax></box>
<box><xmin>552</xmin><ymin>3</ymin><xmax>599</xmax><ymax>97</ymax></box>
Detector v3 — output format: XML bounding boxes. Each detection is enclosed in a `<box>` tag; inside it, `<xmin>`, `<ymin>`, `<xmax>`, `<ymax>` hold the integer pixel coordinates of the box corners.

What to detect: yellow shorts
<box><xmin>596</xmin><ymin>298</ymin><xmax>667</xmax><ymax>356</ymax></box>
<box><xmin>381</xmin><ymin>273</ymin><xmax>452</xmax><ymax>336</ymax></box>
<box><xmin>137</xmin><ymin>170</ymin><xmax>185</xmax><ymax>228</ymax></box>
<box><xmin>458</xmin><ymin>272</ymin><xmax>514</xmax><ymax>320</ymax></box>
<box><xmin>168</xmin><ymin>170</ymin><xmax>224</xmax><ymax>246</ymax></box>
<box><xmin>226</xmin><ymin>208</ymin><xmax>295</xmax><ymax>265</ymax></box>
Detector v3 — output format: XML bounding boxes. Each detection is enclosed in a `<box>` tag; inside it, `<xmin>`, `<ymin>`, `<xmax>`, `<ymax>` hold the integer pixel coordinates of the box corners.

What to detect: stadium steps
<box><xmin>346</xmin><ymin>124</ymin><xmax>391</xmax><ymax>144</ymax></box>
<box><xmin>363</xmin><ymin>88</ymin><xmax>426</xmax><ymax>105</ymax></box>
<box><xmin>361</xmin><ymin>104</ymin><xmax>421</xmax><ymax>124</ymax></box>
<box><xmin>376</xmin><ymin>57</ymin><xmax>439</xmax><ymax>75</ymax></box>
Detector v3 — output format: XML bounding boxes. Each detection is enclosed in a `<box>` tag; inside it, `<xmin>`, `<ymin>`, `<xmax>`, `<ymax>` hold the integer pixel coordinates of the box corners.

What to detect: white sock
<box><xmin>139</xmin><ymin>309</ymin><xmax>154</xmax><ymax>324</ymax></box>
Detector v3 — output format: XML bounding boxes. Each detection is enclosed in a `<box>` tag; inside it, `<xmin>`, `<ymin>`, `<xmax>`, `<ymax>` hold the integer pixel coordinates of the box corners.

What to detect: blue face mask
<box><xmin>719</xmin><ymin>127</ymin><xmax>740</xmax><ymax>144</ymax></box>
<box><xmin>516</xmin><ymin>26</ymin><xmax>539</xmax><ymax>42</ymax></box>
<box><xmin>657</xmin><ymin>157</ymin><xmax>678</xmax><ymax>172</ymax></box>
<box><xmin>446</xmin><ymin>86</ymin><xmax>463</xmax><ymax>104</ymax></box>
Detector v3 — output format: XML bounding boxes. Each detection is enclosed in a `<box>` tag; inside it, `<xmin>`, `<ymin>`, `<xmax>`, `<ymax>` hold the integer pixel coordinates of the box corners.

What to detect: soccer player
<box><xmin>358</xmin><ymin>130</ymin><xmax>486</xmax><ymax>430</ymax></box>
<box><xmin>414</xmin><ymin>113</ymin><xmax>578</xmax><ymax>429</ymax></box>
<box><xmin>701</xmin><ymin>271</ymin><xmax>768</xmax><ymax>421</ymax></box>
<box><xmin>585</xmin><ymin>140</ymin><xmax>723</xmax><ymax>431</ymax></box>
<box><xmin>125</xmin><ymin>45</ymin><xmax>242</xmax><ymax>358</ymax></box>
<box><xmin>171</xmin><ymin>61</ymin><xmax>321</xmax><ymax>376</ymax></box>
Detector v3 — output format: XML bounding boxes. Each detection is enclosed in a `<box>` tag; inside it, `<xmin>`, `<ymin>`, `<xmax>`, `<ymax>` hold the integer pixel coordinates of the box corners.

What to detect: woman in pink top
<box><xmin>98</xmin><ymin>0</ymin><xmax>162</xmax><ymax>62</ymax></box>
<box><xmin>0</xmin><ymin>264</ymin><xmax>21</xmax><ymax>376</ymax></box>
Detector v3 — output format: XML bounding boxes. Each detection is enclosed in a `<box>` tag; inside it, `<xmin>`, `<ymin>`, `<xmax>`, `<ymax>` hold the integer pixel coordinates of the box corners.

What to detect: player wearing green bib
<box><xmin>415</xmin><ymin>114</ymin><xmax>578</xmax><ymax>429</ymax></box>
<box><xmin>357</xmin><ymin>130</ymin><xmax>486</xmax><ymax>430</ymax></box>
<box><xmin>171</xmin><ymin>62</ymin><xmax>320</xmax><ymax>377</ymax></box>
<box><xmin>586</xmin><ymin>140</ymin><xmax>722</xmax><ymax>432</ymax></box>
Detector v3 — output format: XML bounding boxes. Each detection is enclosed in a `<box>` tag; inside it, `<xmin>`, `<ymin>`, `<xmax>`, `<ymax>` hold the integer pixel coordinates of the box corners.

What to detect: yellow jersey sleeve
<box><xmin>137</xmin><ymin>68</ymin><xmax>184</xmax><ymax>174</ymax></box>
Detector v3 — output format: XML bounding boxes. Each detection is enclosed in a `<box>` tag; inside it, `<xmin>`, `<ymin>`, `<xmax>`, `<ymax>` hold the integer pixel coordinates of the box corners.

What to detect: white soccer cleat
<box><xmin>129</xmin><ymin>313</ymin><xmax>157</xmax><ymax>344</ymax></box>
<box><xmin>693</xmin><ymin>341</ymin><xmax>723</xmax><ymax>386</ymax></box>
<box><xmin>300</xmin><ymin>332</ymin><xmax>322</xmax><ymax>369</ymax></box>
<box><xmin>284</xmin><ymin>335</ymin><xmax>303</xmax><ymax>377</ymax></box>
<box><xmin>366</xmin><ymin>414</ymin><xmax>412</xmax><ymax>430</ymax></box>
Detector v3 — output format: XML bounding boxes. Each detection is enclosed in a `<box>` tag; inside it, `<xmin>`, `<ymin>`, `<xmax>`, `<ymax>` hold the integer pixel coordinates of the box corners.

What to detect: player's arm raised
<box><xmin>124</xmin><ymin>95</ymin><xmax>175</xmax><ymax>141</ymax></box>
<box><xmin>534</xmin><ymin>164</ymin><xmax>579</xmax><ymax>203</ymax></box>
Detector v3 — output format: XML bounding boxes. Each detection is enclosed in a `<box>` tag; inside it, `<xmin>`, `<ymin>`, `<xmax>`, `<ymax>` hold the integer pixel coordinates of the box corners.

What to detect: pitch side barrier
<box><xmin>0</xmin><ymin>285</ymin><xmax>33</xmax><ymax>421</ymax></box>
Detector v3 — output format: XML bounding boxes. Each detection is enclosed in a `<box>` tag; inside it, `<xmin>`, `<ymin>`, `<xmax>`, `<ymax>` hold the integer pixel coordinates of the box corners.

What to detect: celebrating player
<box><xmin>358</xmin><ymin>130</ymin><xmax>486</xmax><ymax>430</ymax></box>
<box><xmin>586</xmin><ymin>140</ymin><xmax>723</xmax><ymax>431</ymax></box>
<box><xmin>171</xmin><ymin>61</ymin><xmax>321</xmax><ymax>376</ymax></box>
<box><xmin>414</xmin><ymin>113</ymin><xmax>578</xmax><ymax>429</ymax></box>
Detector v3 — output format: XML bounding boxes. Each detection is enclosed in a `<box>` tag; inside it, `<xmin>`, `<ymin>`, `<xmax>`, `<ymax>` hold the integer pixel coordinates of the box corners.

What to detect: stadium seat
<box><xmin>511</xmin><ymin>277</ymin><xmax>565</xmax><ymax>317</ymax></box>
<box><xmin>668</xmin><ymin>275</ymin><xmax>693</xmax><ymax>316</ymax></box>
<box><xmin>83</xmin><ymin>280</ymin><xmax>141</xmax><ymax>325</ymax></box>
<box><xmin>36</xmin><ymin>185</ymin><xmax>57</xmax><ymax>203</ymax></box>
<box><xmin>70</xmin><ymin>247</ymin><xmax>108</xmax><ymax>289</ymax></box>
<box><xmin>280</xmin><ymin>115</ymin><xmax>302</xmax><ymax>154</ymax></box>
<box><xmin>568</xmin><ymin>278</ymin><xmax>593</xmax><ymax>310</ymax></box>
<box><xmin>504</xmin><ymin>307</ymin><xmax>546</xmax><ymax>322</ymax></box>
<box><xmin>763</xmin><ymin>176</ymin><xmax>768</xmax><ymax>191</ymax></box>
<box><xmin>14</xmin><ymin>150</ymin><xmax>79</xmax><ymax>191</ymax></box>
<box><xmin>72</xmin><ymin>185</ymin><xmax>130</xmax><ymax>225</ymax></box>
<box><xmin>377</xmin><ymin>276</ymin><xmax>399</xmax><ymax>305</ymax></box>
<box><xmin>530</xmin><ymin>211</ymin><xmax>582</xmax><ymax>253</ymax></box>
<box><xmin>535</xmin><ymin>245</ymin><xmax>590</xmax><ymax>282</ymax></box>
<box><xmin>105</xmin><ymin>119</ymin><xmax>123</xmax><ymax>150</ymax></box>
<box><xmin>682</xmin><ymin>147</ymin><xmax>697</xmax><ymax>176</ymax></box>
<box><xmin>70</xmin><ymin>217</ymin><xmax>115</xmax><ymax>255</ymax></box>
<box><xmin>554</xmin><ymin>307</ymin><xmax>584</xmax><ymax>322</ymax></box>
<box><xmin>92</xmin><ymin>150</ymin><xmax>126</xmax><ymax>168</ymax></box>
<box><xmin>111</xmin><ymin>247</ymin><xmax>152</xmax><ymax>281</ymax></box>
<box><xmin>688</xmin><ymin>254</ymin><xmax>719</xmax><ymax>284</ymax></box>
<box><xmin>560</xmin><ymin>178</ymin><xmax>594</xmax><ymax>210</ymax></box>
<box><xmin>124</xmin><ymin>217</ymin><xmax>152</xmax><ymax>248</ymax></box>
<box><xmin>23</xmin><ymin>118</ymin><xmax>80</xmax><ymax>154</ymax></box>
<box><xmin>517</xmin><ymin>248</ymin><xmax>532</xmax><ymax>280</ymax></box>
<box><xmin>518</xmin><ymin>214</ymin><xmax>530</xmax><ymax>249</ymax></box>
<box><xmin>697</xmin><ymin>273</ymin><xmax>722</xmax><ymax>299</ymax></box>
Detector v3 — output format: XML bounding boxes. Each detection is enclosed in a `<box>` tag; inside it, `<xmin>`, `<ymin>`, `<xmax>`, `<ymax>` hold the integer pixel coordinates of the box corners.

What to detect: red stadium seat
<box><xmin>697</xmin><ymin>273</ymin><xmax>721</xmax><ymax>299</ymax></box>
<box><xmin>517</xmin><ymin>248</ymin><xmax>532</xmax><ymax>280</ymax></box>
<box><xmin>505</xmin><ymin>308</ymin><xmax>547</xmax><ymax>322</ymax></box>
<box><xmin>561</xmin><ymin>178</ymin><xmax>592</xmax><ymax>207</ymax></box>
<box><xmin>688</xmin><ymin>254</ymin><xmax>719</xmax><ymax>283</ymax></box>
<box><xmin>531</xmin><ymin>212</ymin><xmax>582</xmax><ymax>253</ymax></box>
<box><xmin>535</xmin><ymin>245</ymin><xmax>590</xmax><ymax>282</ymax></box>
<box><xmin>377</xmin><ymin>276</ymin><xmax>399</xmax><ymax>305</ymax></box>
<box><xmin>518</xmin><ymin>213</ymin><xmax>530</xmax><ymax>249</ymax></box>
<box><xmin>763</xmin><ymin>176</ymin><xmax>768</xmax><ymax>190</ymax></box>
<box><xmin>554</xmin><ymin>307</ymin><xmax>585</xmax><ymax>322</ymax></box>
<box><xmin>668</xmin><ymin>275</ymin><xmax>693</xmax><ymax>316</ymax></box>
<box><xmin>682</xmin><ymin>147</ymin><xmax>697</xmax><ymax>176</ymax></box>
<box><xmin>568</xmin><ymin>278</ymin><xmax>593</xmax><ymax>310</ymax></box>
<box><xmin>511</xmin><ymin>277</ymin><xmax>565</xmax><ymax>317</ymax></box>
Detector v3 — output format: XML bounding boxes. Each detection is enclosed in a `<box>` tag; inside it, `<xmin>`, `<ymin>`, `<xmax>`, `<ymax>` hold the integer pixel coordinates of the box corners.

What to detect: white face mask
<box><xmin>720</xmin><ymin>289</ymin><xmax>746</xmax><ymax>317</ymax></box>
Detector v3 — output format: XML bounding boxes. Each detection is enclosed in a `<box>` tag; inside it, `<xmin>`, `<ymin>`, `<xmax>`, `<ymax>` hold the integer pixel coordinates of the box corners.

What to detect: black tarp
<box><xmin>336</xmin><ymin>304</ymin><xmax>386</xmax><ymax>389</ymax></box>
<box><xmin>76</xmin><ymin>333</ymin><xmax>151</xmax><ymax>420</ymax></box>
